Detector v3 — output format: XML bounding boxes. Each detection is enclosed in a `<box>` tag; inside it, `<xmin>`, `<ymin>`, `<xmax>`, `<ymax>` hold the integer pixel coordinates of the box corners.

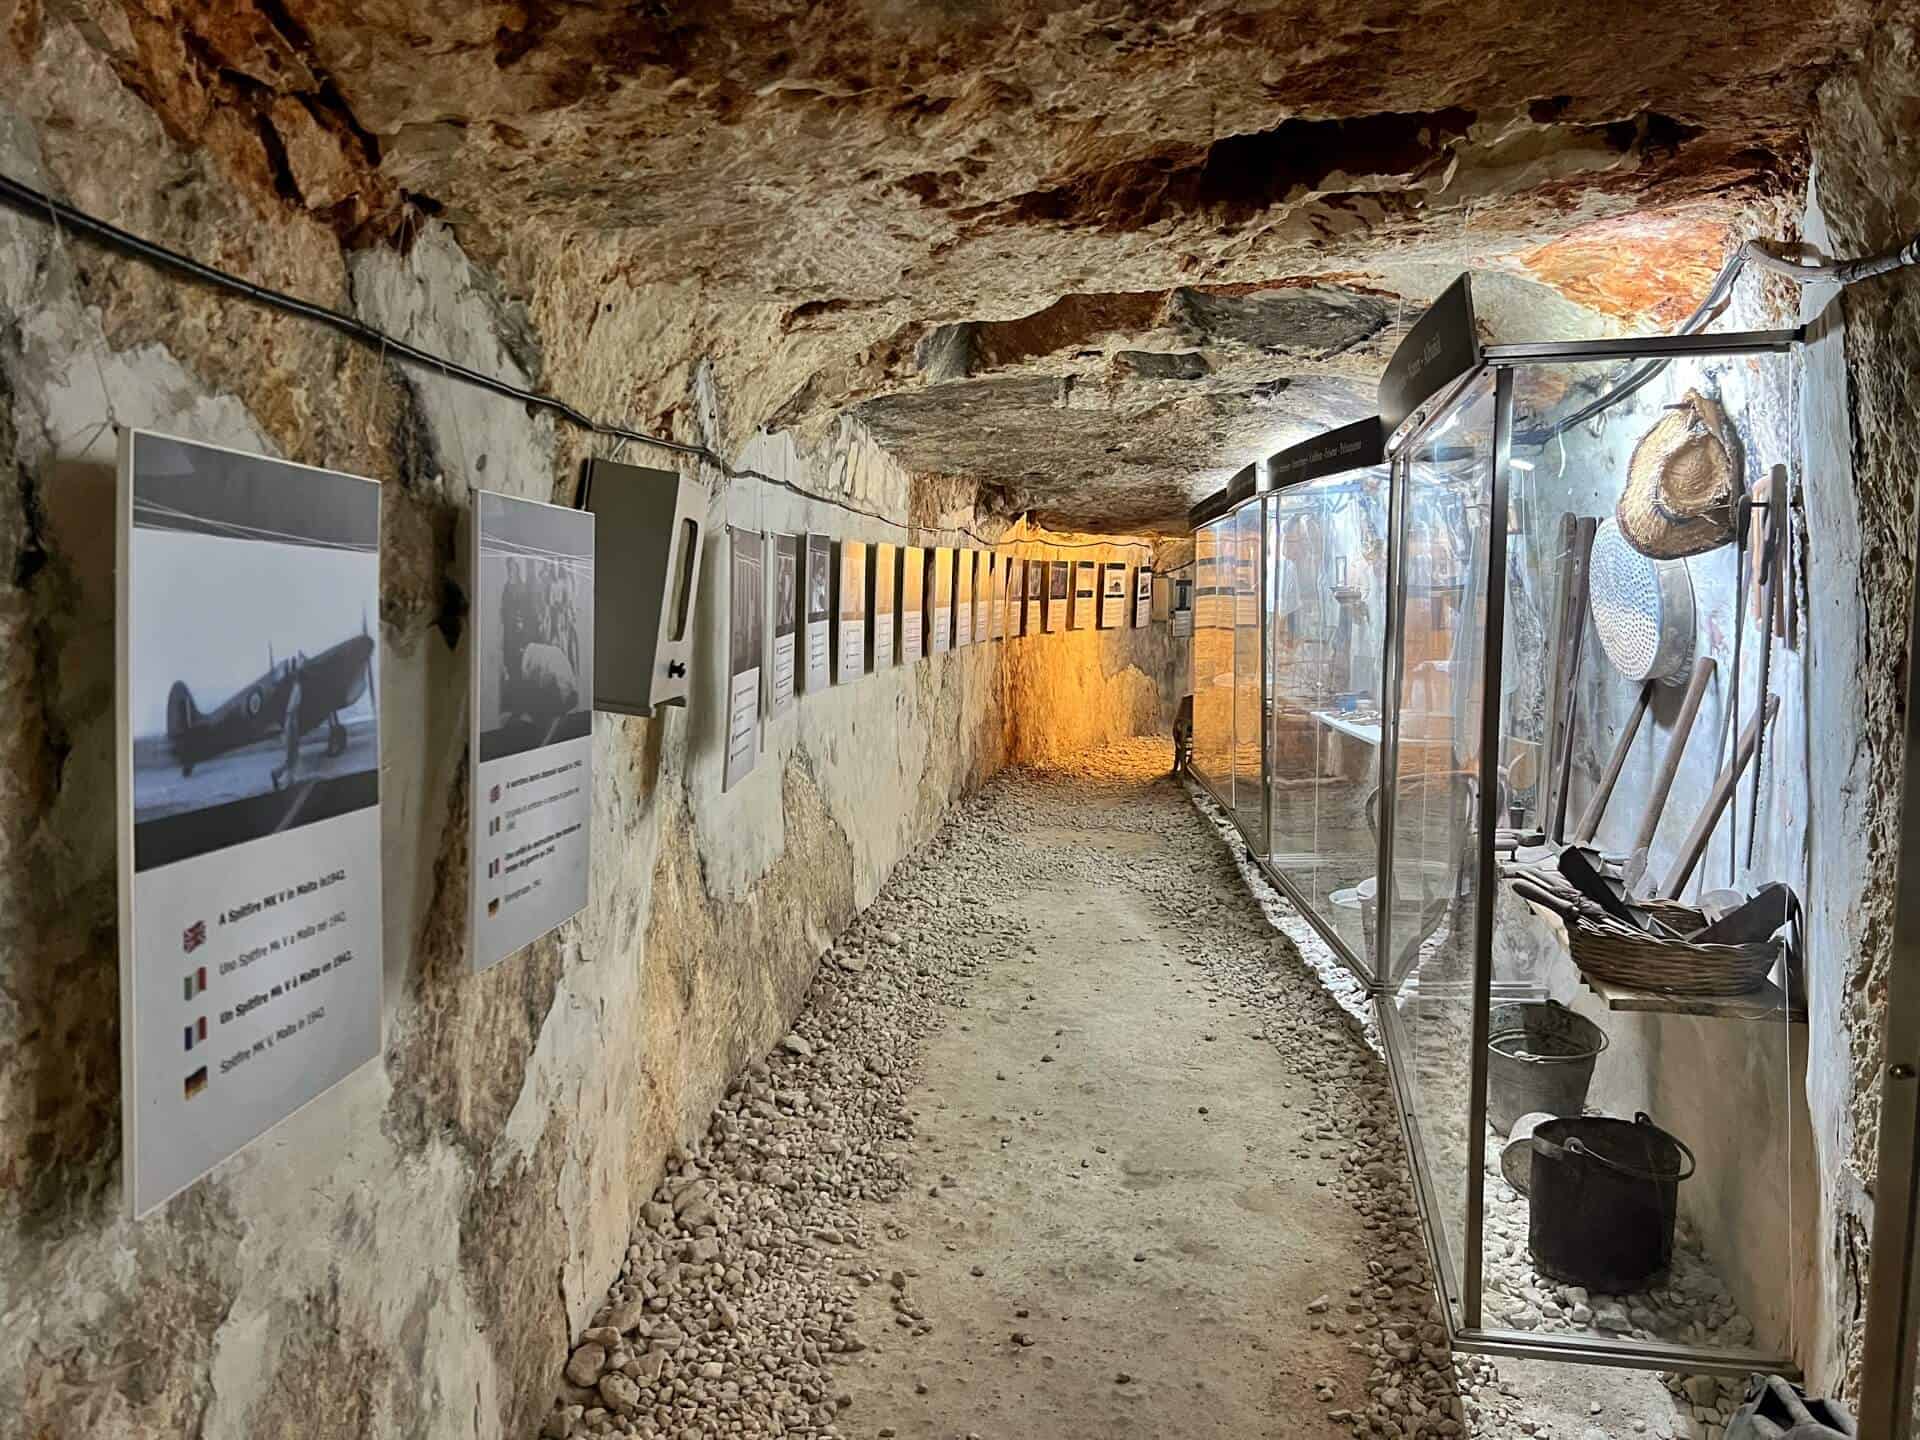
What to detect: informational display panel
<box><xmin>769</xmin><ymin>533</ymin><xmax>799</xmax><ymax>713</ymax></box>
<box><xmin>470</xmin><ymin>489</ymin><xmax>594</xmax><ymax>974</ymax></box>
<box><xmin>1008</xmin><ymin>553</ymin><xmax>1027</xmax><ymax>636</ymax></box>
<box><xmin>1045</xmin><ymin>559</ymin><xmax>1069</xmax><ymax>633</ymax></box>
<box><xmin>930</xmin><ymin>547</ymin><xmax>952</xmax><ymax>654</ymax></box>
<box><xmin>869</xmin><ymin>541</ymin><xmax>897</xmax><ymax>668</ymax></box>
<box><xmin>1134</xmin><ymin>565</ymin><xmax>1153</xmax><ymax>627</ymax></box>
<box><xmin>1071</xmin><ymin>560</ymin><xmax>1097</xmax><ymax>630</ymax></box>
<box><xmin>1025</xmin><ymin>557</ymin><xmax>1045</xmax><ymax>635</ymax></box>
<box><xmin>954</xmin><ymin>548</ymin><xmax>974</xmax><ymax>648</ymax></box>
<box><xmin>837</xmin><ymin>540</ymin><xmax>867</xmax><ymax>682</ymax></box>
<box><xmin>1099</xmin><ymin>562</ymin><xmax>1127</xmax><ymax>628</ymax></box>
<box><xmin>802</xmin><ymin>532</ymin><xmax>832</xmax><ymax>691</ymax></box>
<box><xmin>724</xmin><ymin>528</ymin><xmax>764</xmax><ymax>791</ymax></box>
<box><xmin>899</xmin><ymin>545</ymin><xmax>925</xmax><ymax>659</ymax></box>
<box><xmin>118</xmin><ymin>430</ymin><xmax>384</xmax><ymax>1219</ymax></box>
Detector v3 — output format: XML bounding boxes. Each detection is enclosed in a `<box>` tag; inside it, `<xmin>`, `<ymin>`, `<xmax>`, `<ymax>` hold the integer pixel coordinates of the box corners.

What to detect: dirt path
<box><xmin>829</xmin><ymin>743</ymin><xmax>1415</xmax><ymax>1440</ymax></box>
<box><xmin>544</xmin><ymin>740</ymin><xmax>1709</xmax><ymax>1440</ymax></box>
<box><xmin>834</xmin><ymin>799</ymin><xmax>1373</xmax><ymax>1438</ymax></box>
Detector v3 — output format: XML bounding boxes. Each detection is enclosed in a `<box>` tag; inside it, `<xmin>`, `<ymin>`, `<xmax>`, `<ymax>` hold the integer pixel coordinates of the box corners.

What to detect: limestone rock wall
<box><xmin>1805</xmin><ymin>11</ymin><xmax>1920</xmax><ymax>1401</ymax></box>
<box><xmin>0</xmin><ymin>28</ymin><xmax>1169</xmax><ymax>1440</ymax></box>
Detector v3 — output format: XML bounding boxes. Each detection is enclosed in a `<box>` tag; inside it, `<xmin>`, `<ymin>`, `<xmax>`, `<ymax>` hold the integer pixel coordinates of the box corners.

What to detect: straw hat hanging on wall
<box><xmin>1617</xmin><ymin>390</ymin><xmax>1742</xmax><ymax>558</ymax></box>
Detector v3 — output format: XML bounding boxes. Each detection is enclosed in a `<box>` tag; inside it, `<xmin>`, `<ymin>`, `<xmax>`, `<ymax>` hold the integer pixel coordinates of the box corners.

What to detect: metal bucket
<box><xmin>1527</xmin><ymin>1112</ymin><xmax>1695</xmax><ymax>1292</ymax></box>
<box><xmin>1487</xmin><ymin>1000</ymin><xmax>1608</xmax><ymax>1135</ymax></box>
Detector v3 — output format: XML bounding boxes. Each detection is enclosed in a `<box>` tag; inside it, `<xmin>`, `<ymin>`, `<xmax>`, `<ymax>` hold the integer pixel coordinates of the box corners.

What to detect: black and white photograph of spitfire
<box><xmin>126</xmin><ymin>432</ymin><xmax>381</xmax><ymax>872</ymax></box>
<box><xmin>475</xmin><ymin>489</ymin><xmax>595</xmax><ymax>762</ymax></box>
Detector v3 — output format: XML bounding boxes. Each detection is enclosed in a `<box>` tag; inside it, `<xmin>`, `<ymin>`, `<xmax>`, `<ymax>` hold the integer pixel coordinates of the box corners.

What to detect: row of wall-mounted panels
<box><xmin>117</xmin><ymin>429</ymin><xmax>1163</xmax><ymax>1221</ymax></box>
<box><xmin>117</xmin><ymin>429</ymin><xmax>600</xmax><ymax>1221</ymax></box>
<box><xmin>721</xmin><ymin>540</ymin><xmax>1154</xmax><ymax>789</ymax></box>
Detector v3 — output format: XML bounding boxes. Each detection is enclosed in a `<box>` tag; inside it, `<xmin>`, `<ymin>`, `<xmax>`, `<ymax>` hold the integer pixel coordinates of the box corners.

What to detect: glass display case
<box><xmin>1231</xmin><ymin>500</ymin><xmax>1266</xmax><ymax>841</ymax></box>
<box><xmin>1190</xmin><ymin>516</ymin><xmax>1236</xmax><ymax>808</ymax></box>
<box><xmin>1373</xmin><ymin>280</ymin><xmax>1806</xmax><ymax>1374</ymax></box>
<box><xmin>1261</xmin><ymin>422</ymin><xmax>1391</xmax><ymax>977</ymax></box>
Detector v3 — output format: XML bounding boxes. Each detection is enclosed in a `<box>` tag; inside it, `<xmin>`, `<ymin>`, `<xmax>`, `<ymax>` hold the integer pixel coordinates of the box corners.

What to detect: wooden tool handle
<box><xmin>1575</xmin><ymin>681</ymin><xmax>1654</xmax><ymax>844</ymax></box>
<box><xmin>1658</xmin><ymin>693</ymin><xmax>1780</xmax><ymax>900</ymax></box>
<box><xmin>1633</xmin><ymin>657</ymin><xmax>1715</xmax><ymax>855</ymax></box>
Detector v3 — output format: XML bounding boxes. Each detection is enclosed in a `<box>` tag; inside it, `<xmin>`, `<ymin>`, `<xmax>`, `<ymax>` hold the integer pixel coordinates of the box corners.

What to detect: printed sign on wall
<box><xmin>118</xmin><ymin>430</ymin><xmax>384</xmax><ymax>1218</ymax></box>
<box><xmin>802</xmin><ymin>532</ymin><xmax>832</xmax><ymax>691</ymax></box>
<box><xmin>1045</xmin><ymin>559</ymin><xmax>1069</xmax><ymax>633</ymax></box>
<box><xmin>837</xmin><ymin>540</ymin><xmax>867</xmax><ymax>682</ymax></box>
<box><xmin>990</xmin><ymin>553</ymin><xmax>1009</xmax><ymax>639</ymax></box>
<box><xmin>869</xmin><ymin>541</ymin><xmax>897</xmax><ymax>668</ymax></box>
<box><xmin>954</xmin><ymin>548</ymin><xmax>974</xmax><ymax>648</ymax></box>
<box><xmin>1071</xmin><ymin>560</ymin><xmax>1097</xmax><ymax>630</ymax></box>
<box><xmin>1098</xmin><ymin>562</ymin><xmax>1127</xmax><ymax>629</ymax></box>
<box><xmin>470</xmin><ymin>489</ymin><xmax>594</xmax><ymax>974</ymax></box>
<box><xmin>1007</xmin><ymin>553</ymin><xmax>1026</xmax><ymax>636</ymax></box>
<box><xmin>1024</xmin><ymin>557</ymin><xmax>1044</xmax><ymax>635</ymax></box>
<box><xmin>1134</xmin><ymin>565</ymin><xmax>1153</xmax><ymax>628</ymax></box>
<box><xmin>930</xmin><ymin>547</ymin><xmax>952</xmax><ymax>654</ymax></box>
<box><xmin>769</xmin><ymin>533</ymin><xmax>798</xmax><ymax>713</ymax></box>
<box><xmin>900</xmin><ymin>545</ymin><xmax>925</xmax><ymax>659</ymax></box>
<box><xmin>724</xmin><ymin>528</ymin><xmax>764</xmax><ymax>791</ymax></box>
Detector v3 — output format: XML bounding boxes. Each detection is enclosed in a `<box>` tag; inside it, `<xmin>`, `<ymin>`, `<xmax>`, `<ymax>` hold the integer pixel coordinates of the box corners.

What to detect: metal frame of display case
<box><xmin>1241</xmin><ymin>423</ymin><xmax>1392</xmax><ymax>983</ymax></box>
<box><xmin>1187</xmin><ymin>273</ymin><xmax>1839</xmax><ymax>1380</ymax></box>
<box><xmin>1858</xmin><ymin>485</ymin><xmax>1920</xmax><ymax>1439</ymax></box>
<box><xmin>1372</xmin><ymin>288</ymin><xmax>1803</xmax><ymax>1376</ymax></box>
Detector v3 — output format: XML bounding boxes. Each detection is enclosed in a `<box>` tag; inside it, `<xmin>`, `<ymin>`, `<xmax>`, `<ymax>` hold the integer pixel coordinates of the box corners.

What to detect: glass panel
<box><xmin>1232</xmin><ymin>502</ymin><xmax>1265</xmax><ymax>847</ymax></box>
<box><xmin>1475</xmin><ymin>345</ymin><xmax>1798</xmax><ymax>1366</ymax></box>
<box><xmin>1381</xmin><ymin>369</ymin><xmax>1498</xmax><ymax>1326</ymax></box>
<box><xmin>1191</xmin><ymin>519</ymin><xmax>1235</xmax><ymax>804</ymax></box>
<box><xmin>1266</xmin><ymin>465</ymin><xmax>1391</xmax><ymax>972</ymax></box>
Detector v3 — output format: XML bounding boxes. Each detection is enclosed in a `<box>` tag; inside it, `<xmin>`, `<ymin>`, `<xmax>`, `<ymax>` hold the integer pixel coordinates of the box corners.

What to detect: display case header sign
<box><xmin>1379</xmin><ymin>273</ymin><xmax>1480</xmax><ymax>440</ymax></box>
<box><xmin>1267</xmin><ymin>415</ymin><xmax>1385</xmax><ymax>488</ymax></box>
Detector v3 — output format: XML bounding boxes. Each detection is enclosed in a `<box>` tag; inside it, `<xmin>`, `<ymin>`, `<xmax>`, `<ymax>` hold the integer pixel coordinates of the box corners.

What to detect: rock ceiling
<box><xmin>95</xmin><ymin>0</ymin><xmax>1867</xmax><ymax>529</ymax></box>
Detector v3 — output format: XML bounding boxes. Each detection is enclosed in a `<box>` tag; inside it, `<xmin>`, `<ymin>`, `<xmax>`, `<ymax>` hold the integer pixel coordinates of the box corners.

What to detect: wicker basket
<box><xmin>1506</xmin><ymin>873</ymin><xmax>1780</xmax><ymax>997</ymax></box>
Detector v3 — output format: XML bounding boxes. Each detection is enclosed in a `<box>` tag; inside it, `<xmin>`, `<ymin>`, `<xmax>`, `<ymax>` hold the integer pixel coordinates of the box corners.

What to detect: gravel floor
<box><xmin>540</xmin><ymin>740</ymin><xmax>1752</xmax><ymax>1440</ymax></box>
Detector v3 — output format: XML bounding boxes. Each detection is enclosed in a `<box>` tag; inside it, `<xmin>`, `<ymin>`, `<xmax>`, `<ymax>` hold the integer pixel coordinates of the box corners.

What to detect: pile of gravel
<box><xmin>540</xmin><ymin>783</ymin><xmax>1033</xmax><ymax>1439</ymax></box>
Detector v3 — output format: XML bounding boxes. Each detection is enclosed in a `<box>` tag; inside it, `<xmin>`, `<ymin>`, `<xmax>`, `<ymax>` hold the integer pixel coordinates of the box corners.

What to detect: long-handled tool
<box><xmin>1657</xmin><ymin>693</ymin><xmax>1780</xmax><ymax>900</ymax></box>
<box><xmin>1574</xmin><ymin>680</ymin><xmax>1654</xmax><ymax>845</ymax></box>
<box><xmin>1745</xmin><ymin>466</ymin><xmax>1788</xmax><ymax>868</ymax></box>
<box><xmin>1624</xmin><ymin>657</ymin><xmax>1715</xmax><ymax>891</ymax></box>
<box><xmin>1549</xmin><ymin>517</ymin><xmax>1598</xmax><ymax>845</ymax></box>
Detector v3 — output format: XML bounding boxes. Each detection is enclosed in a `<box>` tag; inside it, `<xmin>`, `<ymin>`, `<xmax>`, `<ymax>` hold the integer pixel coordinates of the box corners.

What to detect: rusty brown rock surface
<box><xmin>8</xmin><ymin>0</ymin><xmax>1876</xmax><ymax>530</ymax></box>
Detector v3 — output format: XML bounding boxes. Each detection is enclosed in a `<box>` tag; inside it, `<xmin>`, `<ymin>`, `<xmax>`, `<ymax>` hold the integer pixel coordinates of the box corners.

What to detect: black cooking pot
<box><xmin>1527</xmin><ymin>1111</ymin><xmax>1695</xmax><ymax>1293</ymax></box>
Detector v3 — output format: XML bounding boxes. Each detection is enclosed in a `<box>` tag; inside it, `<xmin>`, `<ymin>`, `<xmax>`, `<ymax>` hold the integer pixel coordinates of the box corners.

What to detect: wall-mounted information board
<box><xmin>930</xmin><ymin>547</ymin><xmax>952</xmax><ymax>654</ymax></box>
<box><xmin>1025</xmin><ymin>557</ymin><xmax>1045</xmax><ymax>634</ymax></box>
<box><xmin>1098</xmin><ymin>562</ymin><xmax>1127</xmax><ymax>628</ymax></box>
<box><xmin>117</xmin><ymin>430</ymin><xmax>385</xmax><ymax>1218</ymax></box>
<box><xmin>1071</xmin><ymin>559</ymin><xmax>1097</xmax><ymax>630</ymax></box>
<box><xmin>769</xmin><ymin>533</ymin><xmax>798</xmax><ymax>713</ymax></box>
<box><xmin>1045</xmin><ymin>559</ymin><xmax>1069</xmax><ymax>632</ymax></box>
<box><xmin>724</xmin><ymin>528</ymin><xmax>764</xmax><ymax>791</ymax></box>
<box><xmin>869</xmin><ymin>541</ymin><xmax>897</xmax><ymax>668</ymax></box>
<box><xmin>837</xmin><ymin>540</ymin><xmax>867</xmax><ymax>682</ymax></box>
<box><xmin>802</xmin><ymin>533</ymin><xmax>832</xmax><ymax>691</ymax></box>
<box><xmin>900</xmin><ymin>545</ymin><xmax>925</xmax><ymax>659</ymax></box>
<box><xmin>1134</xmin><ymin>565</ymin><xmax>1153</xmax><ymax>627</ymax></box>
<box><xmin>954</xmin><ymin>548</ymin><xmax>974</xmax><ymax>647</ymax></box>
<box><xmin>470</xmin><ymin>488</ymin><xmax>594</xmax><ymax>973</ymax></box>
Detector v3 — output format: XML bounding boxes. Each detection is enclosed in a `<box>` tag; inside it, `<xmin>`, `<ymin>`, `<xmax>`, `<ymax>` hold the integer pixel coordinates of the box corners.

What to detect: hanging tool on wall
<box><xmin>1574</xmin><ymin>681</ymin><xmax>1655</xmax><ymax>846</ymax></box>
<box><xmin>1744</xmin><ymin>466</ymin><xmax>1789</xmax><ymax>868</ymax></box>
<box><xmin>1549</xmin><ymin>517</ymin><xmax>1599</xmax><ymax>846</ymax></box>
<box><xmin>1658</xmin><ymin>693</ymin><xmax>1780</xmax><ymax>900</ymax></box>
<box><xmin>1625</xmin><ymin>656</ymin><xmax>1715</xmax><ymax>893</ymax></box>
